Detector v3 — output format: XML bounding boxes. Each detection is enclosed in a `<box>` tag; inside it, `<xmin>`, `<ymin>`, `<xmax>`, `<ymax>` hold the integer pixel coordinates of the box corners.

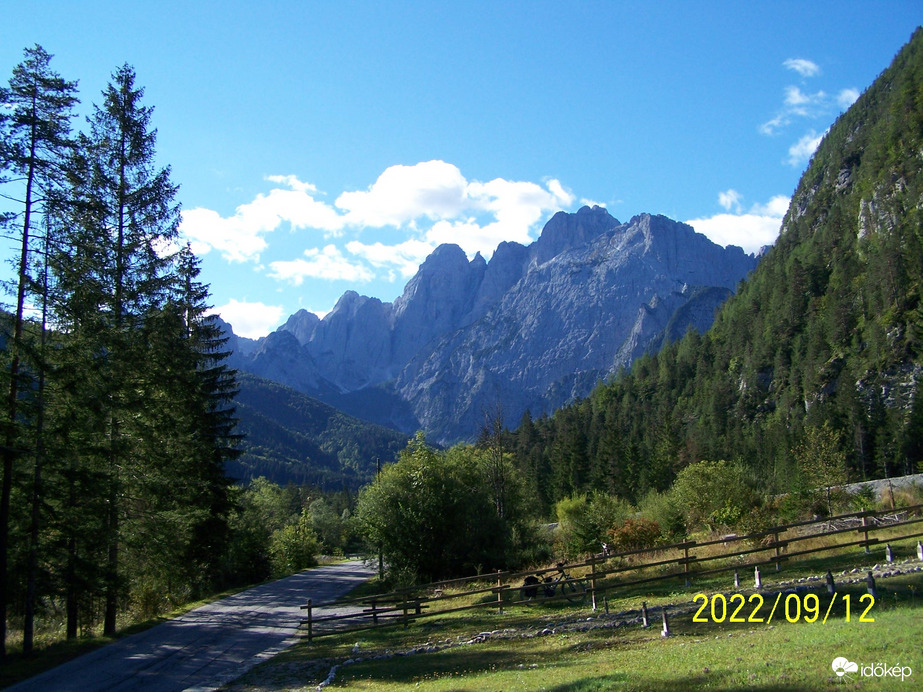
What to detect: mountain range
<box><xmin>223</xmin><ymin>206</ymin><xmax>759</xmax><ymax>445</ymax></box>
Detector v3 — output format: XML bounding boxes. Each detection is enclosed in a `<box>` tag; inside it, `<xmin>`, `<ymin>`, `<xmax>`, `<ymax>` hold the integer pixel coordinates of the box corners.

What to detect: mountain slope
<box><xmin>510</xmin><ymin>28</ymin><xmax>923</xmax><ymax>507</ymax></box>
<box><xmin>229</xmin><ymin>372</ymin><xmax>408</xmax><ymax>488</ymax></box>
<box><xmin>229</xmin><ymin>207</ymin><xmax>758</xmax><ymax>444</ymax></box>
<box><xmin>397</xmin><ymin>213</ymin><xmax>755</xmax><ymax>441</ymax></box>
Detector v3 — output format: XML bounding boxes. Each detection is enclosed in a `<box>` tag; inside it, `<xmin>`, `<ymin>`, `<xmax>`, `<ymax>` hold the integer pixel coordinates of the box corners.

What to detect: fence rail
<box><xmin>302</xmin><ymin>503</ymin><xmax>923</xmax><ymax>640</ymax></box>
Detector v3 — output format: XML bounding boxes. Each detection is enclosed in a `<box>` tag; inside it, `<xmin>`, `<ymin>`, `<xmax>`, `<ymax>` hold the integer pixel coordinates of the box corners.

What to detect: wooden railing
<box><xmin>301</xmin><ymin>503</ymin><xmax>923</xmax><ymax>640</ymax></box>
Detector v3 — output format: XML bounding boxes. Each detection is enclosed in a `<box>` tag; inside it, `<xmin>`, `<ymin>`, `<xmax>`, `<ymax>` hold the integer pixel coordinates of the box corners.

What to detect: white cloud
<box><xmin>783</xmin><ymin>58</ymin><xmax>821</xmax><ymax>78</ymax></box>
<box><xmin>210</xmin><ymin>299</ymin><xmax>285</xmax><ymax>339</ymax></box>
<box><xmin>686</xmin><ymin>194</ymin><xmax>790</xmax><ymax>254</ymax></box>
<box><xmin>345</xmin><ymin>238</ymin><xmax>436</xmax><ymax>280</ymax></box>
<box><xmin>334</xmin><ymin>164</ymin><xmax>575</xmax><ymax>272</ymax></box>
<box><xmin>185</xmin><ymin>162</ymin><xmax>580</xmax><ymax>307</ymax></box>
<box><xmin>837</xmin><ymin>88</ymin><xmax>860</xmax><ymax>109</ymax></box>
<box><xmin>466</xmin><ymin>177</ymin><xmax>575</xmax><ymax>246</ymax></box>
<box><xmin>718</xmin><ymin>189</ymin><xmax>742</xmax><ymax>212</ymax></box>
<box><xmin>268</xmin><ymin>244</ymin><xmax>375</xmax><ymax>285</ymax></box>
<box><xmin>761</xmin><ymin>87</ymin><xmax>829</xmax><ymax>134</ymax></box>
<box><xmin>788</xmin><ymin>129</ymin><xmax>826</xmax><ymax>167</ymax></box>
<box><xmin>179</xmin><ymin>176</ymin><xmax>344</xmax><ymax>262</ymax></box>
<box><xmin>750</xmin><ymin>195</ymin><xmax>791</xmax><ymax>217</ymax></box>
<box><xmin>759</xmin><ymin>114</ymin><xmax>788</xmax><ymax>136</ymax></box>
<box><xmin>783</xmin><ymin>86</ymin><xmax>828</xmax><ymax>116</ymax></box>
<box><xmin>335</xmin><ymin>160</ymin><xmax>468</xmax><ymax>227</ymax></box>
<box><xmin>760</xmin><ymin>60</ymin><xmax>856</xmax><ymax>140</ymax></box>
<box><xmin>784</xmin><ymin>85</ymin><xmax>812</xmax><ymax>107</ymax></box>
<box><xmin>265</xmin><ymin>174</ymin><xmax>318</xmax><ymax>193</ymax></box>
<box><xmin>179</xmin><ymin>207</ymin><xmax>271</xmax><ymax>262</ymax></box>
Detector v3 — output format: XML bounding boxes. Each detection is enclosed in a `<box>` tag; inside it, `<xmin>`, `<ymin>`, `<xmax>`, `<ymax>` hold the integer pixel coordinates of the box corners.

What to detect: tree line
<box><xmin>0</xmin><ymin>46</ymin><xmax>240</xmax><ymax>659</ymax></box>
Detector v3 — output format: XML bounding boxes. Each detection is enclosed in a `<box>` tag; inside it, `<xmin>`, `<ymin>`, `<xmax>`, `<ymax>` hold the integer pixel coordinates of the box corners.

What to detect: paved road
<box><xmin>9</xmin><ymin>559</ymin><xmax>375</xmax><ymax>692</ymax></box>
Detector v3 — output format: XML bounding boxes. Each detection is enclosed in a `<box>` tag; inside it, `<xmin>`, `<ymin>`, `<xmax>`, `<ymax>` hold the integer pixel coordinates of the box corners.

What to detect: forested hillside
<box><xmin>509</xmin><ymin>29</ymin><xmax>923</xmax><ymax>515</ymax></box>
<box><xmin>231</xmin><ymin>373</ymin><xmax>408</xmax><ymax>488</ymax></box>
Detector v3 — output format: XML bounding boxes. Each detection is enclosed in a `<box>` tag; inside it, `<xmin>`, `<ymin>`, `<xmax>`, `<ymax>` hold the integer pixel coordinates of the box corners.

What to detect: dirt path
<box><xmin>8</xmin><ymin>559</ymin><xmax>375</xmax><ymax>692</ymax></box>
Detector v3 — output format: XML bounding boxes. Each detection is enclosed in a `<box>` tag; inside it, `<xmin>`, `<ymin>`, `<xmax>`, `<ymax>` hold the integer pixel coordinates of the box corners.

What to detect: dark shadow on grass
<box><xmin>546</xmin><ymin>673</ymin><xmax>819</xmax><ymax>691</ymax></box>
<box><xmin>346</xmin><ymin>647</ymin><xmax>531</xmax><ymax>682</ymax></box>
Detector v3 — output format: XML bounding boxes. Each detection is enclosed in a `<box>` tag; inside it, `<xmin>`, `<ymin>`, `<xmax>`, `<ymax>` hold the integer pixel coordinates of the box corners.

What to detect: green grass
<box><xmin>229</xmin><ymin>565</ymin><xmax>923</xmax><ymax>691</ymax></box>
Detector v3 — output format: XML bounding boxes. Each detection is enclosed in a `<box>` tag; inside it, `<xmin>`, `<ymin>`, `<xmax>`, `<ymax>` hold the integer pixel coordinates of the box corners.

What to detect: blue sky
<box><xmin>2</xmin><ymin>2</ymin><xmax>920</xmax><ymax>337</ymax></box>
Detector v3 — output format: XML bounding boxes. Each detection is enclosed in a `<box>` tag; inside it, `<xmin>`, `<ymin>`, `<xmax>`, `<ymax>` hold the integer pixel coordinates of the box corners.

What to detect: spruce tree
<box><xmin>51</xmin><ymin>63</ymin><xmax>181</xmax><ymax>635</ymax></box>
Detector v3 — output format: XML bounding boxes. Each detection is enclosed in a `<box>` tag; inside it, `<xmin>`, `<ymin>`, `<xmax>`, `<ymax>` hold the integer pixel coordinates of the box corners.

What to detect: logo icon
<box><xmin>832</xmin><ymin>657</ymin><xmax>859</xmax><ymax>677</ymax></box>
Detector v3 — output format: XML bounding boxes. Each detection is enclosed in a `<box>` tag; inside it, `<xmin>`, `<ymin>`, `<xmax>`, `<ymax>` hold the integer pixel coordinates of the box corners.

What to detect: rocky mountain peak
<box><xmin>279</xmin><ymin>308</ymin><xmax>320</xmax><ymax>345</ymax></box>
<box><xmin>533</xmin><ymin>205</ymin><xmax>619</xmax><ymax>264</ymax></box>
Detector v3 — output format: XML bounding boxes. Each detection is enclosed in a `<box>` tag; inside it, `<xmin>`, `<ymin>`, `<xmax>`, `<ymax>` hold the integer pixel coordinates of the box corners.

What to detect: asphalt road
<box><xmin>8</xmin><ymin>558</ymin><xmax>375</xmax><ymax>692</ymax></box>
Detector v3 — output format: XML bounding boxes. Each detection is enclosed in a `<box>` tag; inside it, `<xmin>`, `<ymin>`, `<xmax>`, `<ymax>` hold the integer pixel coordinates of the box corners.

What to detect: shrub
<box><xmin>269</xmin><ymin>508</ymin><xmax>320</xmax><ymax>577</ymax></box>
<box><xmin>849</xmin><ymin>485</ymin><xmax>877</xmax><ymax>512</ymax></box>
<box><xmin>355</xmin><ymin>433</ymin><xmax>513</xmax><ymax>582</ymax></box>
<box><xmin>607</xmin><ymin>517</ymin><xmax>662</xmax><ymax>552</ymax></box>
<box><xmin>637</xmin><ymin>490</ymin><xmax>685</xmax><ymax>542</ymax></box>
<box><xmin>554</xmin><ymin>492</ymin><xmax>634</xmax><ymax>559</ymax></box>
<box><xmin>670</xmin><ymin>459</ymin><xmax>760</xmax><ymax>532</ymax></box>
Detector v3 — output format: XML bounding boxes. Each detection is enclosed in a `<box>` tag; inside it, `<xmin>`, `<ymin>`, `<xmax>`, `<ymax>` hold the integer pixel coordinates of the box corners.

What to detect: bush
<box><xmin>849</xmin><ymin>485</ymin><xmax>877</xmax><ymax>512</ymax></box>
<box><xmin>637</xmin><ymin>489</ymin><xmax>685</xmax><ymax>542</ymax></box>
<box><xmin>607</xmin><ymin>517</ymin><xmax>662</xmax><ymax>552</ymax></box>
<box><xmin>670</xmin><ymin>459</ymin><xmax>760</xmax><ymax>533</ymax></box>
<box><xmin>554</xmin><ymin>492</ymin><xmax>633</xmax><ymax>559</ymax></box>
<box><xmin>736</xmin><ymin>501</ymin><xmax>781</xmax><ymax>538</ymax></box>
<box><xmin>269</xmin><ymin>509</ymin><xmax>320</xmax><ymax>577</ymax></box>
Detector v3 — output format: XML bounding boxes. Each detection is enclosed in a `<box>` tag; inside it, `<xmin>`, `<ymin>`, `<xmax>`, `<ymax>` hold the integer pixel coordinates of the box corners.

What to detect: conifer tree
<box><xmin>51</xmin><ymin>63</ymin><xmax>181</xmax><ymax>635</ymax></box>
<box><xmin>0</xmin><ymin>44</ymin><xmax>78</xmax><ymax>659</ymax></box>
<box><xmin>133</xmin><ymin>245</ymin><xmax>238</xmax><ymax>593</ymax></box>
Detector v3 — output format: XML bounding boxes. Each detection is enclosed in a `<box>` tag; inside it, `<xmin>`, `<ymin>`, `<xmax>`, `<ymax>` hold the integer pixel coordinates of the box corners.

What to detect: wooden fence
<box><xmin>301</xmin><ymin>503</ymin><xmax>923</xmax><ymax>640</ymax></box>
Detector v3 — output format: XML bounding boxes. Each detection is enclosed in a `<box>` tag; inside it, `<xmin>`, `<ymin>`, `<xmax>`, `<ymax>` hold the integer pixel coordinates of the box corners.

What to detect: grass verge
<box><xmin>228</xmin><ymin>565</ymin><xmax>923</xmax><ymax>691</ymax></box>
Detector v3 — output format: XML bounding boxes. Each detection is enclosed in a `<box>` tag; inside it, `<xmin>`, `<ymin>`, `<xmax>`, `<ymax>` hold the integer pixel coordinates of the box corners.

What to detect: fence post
<box><xmin>371</xmin><ymin>598</ymin><xmax>378</xmax><ymax>624</ymax></box>
<box><xmin>590</xmin><ymin>559</ymin><xmax>598</xmax><ymax>611</ymax></box>
<box><xmin>497</xmin><ymin>570</ymin><xmax>503</xmax><ymax>614</ymax></box>
<box><xmin>402</xmin><ymin>593</ymin><xmax>409</xmax><ymax>629</ymax></box>
<box><xmin>862</xmin><ymin>515</ymin><xmax>870</xmax><ymax>554</ymax></box>
<box><xmin>866</xmin><ymin>571</ymin><xmax>878</xmax><ymax>599</ymax></box>
<box><xmin>774</xmin><ymin>531</ymin><xmax>782</xmax><ymax>572</ymax></box>
<box><xmin>683</xmin><ymin>543</ymin><xmax>692</xmax><ymax>587</ymax></box>
<box><xmin>306</xmin><ymin>598</ymin><xmax>313</xmax><ymax>642</ymax></box>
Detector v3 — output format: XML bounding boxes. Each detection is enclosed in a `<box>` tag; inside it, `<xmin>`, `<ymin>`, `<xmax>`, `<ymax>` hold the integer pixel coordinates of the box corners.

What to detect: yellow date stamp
<box><xmin>692</xmin><ymin>592</ymin><xmax>875</xmax><ymax>625</ymax></box>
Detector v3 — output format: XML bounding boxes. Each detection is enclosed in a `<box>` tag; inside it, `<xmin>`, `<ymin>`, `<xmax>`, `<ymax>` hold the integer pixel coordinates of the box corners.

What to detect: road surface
<box><xmin>9</xmin><ymin>558</ymin><xmax>375</xmax><ymax>692</ymax></box>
